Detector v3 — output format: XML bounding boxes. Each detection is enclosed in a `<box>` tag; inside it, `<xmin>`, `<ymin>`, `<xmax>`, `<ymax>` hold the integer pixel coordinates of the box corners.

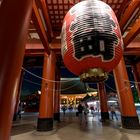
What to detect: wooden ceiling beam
<box><xmin>25</xmin><ymin>51</ymin><xmax>44</xmax><ymax>57</ymax></box>
<box><xmin>124</xmin><ymin>48</ymin><xmax>140</xmax><ymax>56</ymax></box>
<box><xmin>38</xmin><ymin>0</ymin><xmax>54</xmax><ymax>42</ymax></box>
<box><xmin>119</xmin><ymin>0</ymin><xmax>140</xmax><ymax>32</ymax></box>
<box><xmin>123</xmin><ymin>18</ymin><xmax>140</xmax><ymax>48</ymax></box>
<box><xmin>32</xmin><ymin>0</ymin><xmax>50</xmax><ymax>54</ymax></box>
<box><xmin>117</xmin><ymin>0</ymin><xmax>131</xmax><ymax>21</ymax></box>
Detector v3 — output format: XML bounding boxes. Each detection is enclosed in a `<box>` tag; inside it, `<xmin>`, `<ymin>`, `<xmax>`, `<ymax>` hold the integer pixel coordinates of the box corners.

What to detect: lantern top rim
<box><xmin>80</xmin><ymin>68</ymin><xmax>108</xmax><ymax>83</ymax></box>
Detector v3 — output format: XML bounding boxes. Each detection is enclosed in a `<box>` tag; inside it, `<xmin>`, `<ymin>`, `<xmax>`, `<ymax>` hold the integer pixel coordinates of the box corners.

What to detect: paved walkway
<box><xmin>11</xmin><ymin>112</ymin><xmax>140</xmax><ymax>140</ymax></box>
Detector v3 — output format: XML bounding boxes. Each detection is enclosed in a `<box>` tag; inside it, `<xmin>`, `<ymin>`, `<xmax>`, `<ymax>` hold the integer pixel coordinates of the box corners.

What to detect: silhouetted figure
<box><xmin>83</xmin><ymin>102</ymin><xmax>89</xmax><ymax>123</ymax></box>
<box><xmin>17</xmin><ymin>102</ymin><xmax>22</xmax><ymax>119</ymax></box>
<box><xmin>77</xmin><ymin>103</ymin><xmax>84</xmax><ymax>125</ymax></box>
<box><xmin>62</xmin><ymin>105</ymin><xmax>67</xmax><ymax>116</ymax></box>
<box><xmin>110</xmin><ymin>105</ymin><xmax>118</xmax><ymax>120</ymax></box>
<box><xmin>90</xmin><ymin>106</ymin><xmax>95</xmax><ymax>116</ymax></box>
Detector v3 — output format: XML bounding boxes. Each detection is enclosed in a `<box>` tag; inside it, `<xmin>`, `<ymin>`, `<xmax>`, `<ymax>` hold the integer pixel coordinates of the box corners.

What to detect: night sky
<box><xmin>21</xmin><ymin>67</ymin><xmax>42</xmax><ymax>96</ymax></box>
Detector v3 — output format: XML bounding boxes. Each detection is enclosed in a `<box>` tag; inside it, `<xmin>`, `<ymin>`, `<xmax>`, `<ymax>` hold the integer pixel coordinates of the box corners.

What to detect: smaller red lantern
<box><xmin>61</xmin><ymin>0</ymin><xmax>123</xmax><ymax>82</ymax></box>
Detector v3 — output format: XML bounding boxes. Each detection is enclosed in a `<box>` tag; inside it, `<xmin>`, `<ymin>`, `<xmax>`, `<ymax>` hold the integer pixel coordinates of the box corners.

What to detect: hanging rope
<box><xmin>22</xmin><ymin>67</ymin><xmax>78</xmax><ymax>83</ymax></box>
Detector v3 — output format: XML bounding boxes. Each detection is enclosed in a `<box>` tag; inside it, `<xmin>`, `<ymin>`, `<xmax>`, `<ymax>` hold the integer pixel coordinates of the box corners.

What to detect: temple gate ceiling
<box><xmin>25</xmin><ymin>0</ymin><xmax>140</xmax><ymax>67</ymax></box>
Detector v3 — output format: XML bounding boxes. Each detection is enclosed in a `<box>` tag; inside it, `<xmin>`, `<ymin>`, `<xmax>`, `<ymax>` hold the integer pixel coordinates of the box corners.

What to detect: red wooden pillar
<box><xmin>37</xmin><ymin>51</ymin><xmax>56</xmax><ymax>131</ymax></box>
<box><xmin>113</xmin><ymin>57</ymin><xmax>140</xmax><ymax>129</ymax></box>
<box><xmin>54</xmin><ymin>74</ymin><xmax>61</xmax><ymax>121</ymax></box>
<box><xmin>97</xmin><ymin>82</ymin><xmax>109</xmax><ymax>121</ymax></box>
<box><xmin>0</xmin><ymin>0</ymin><xmax>32</xmax><ymax>139</ymax></box>
<box><xmin>131</xmin><ymin>64</ymin><xmax>140</xmax><ymax>99</ymax></box>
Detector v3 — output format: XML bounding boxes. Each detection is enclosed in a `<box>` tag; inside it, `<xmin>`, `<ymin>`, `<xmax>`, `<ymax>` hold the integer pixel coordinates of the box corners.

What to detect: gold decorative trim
<box><xmin>80</xmin><ymin>68</ymin><xmax>108</xmax><ymax>83</ymax></box>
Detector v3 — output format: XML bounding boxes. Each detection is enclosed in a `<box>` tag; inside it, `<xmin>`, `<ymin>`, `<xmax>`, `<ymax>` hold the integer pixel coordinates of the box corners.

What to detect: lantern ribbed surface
<box><xmin>61</xmin><ymin>0</ymin><xmax>123</xmax><ymax>76</ymax></box>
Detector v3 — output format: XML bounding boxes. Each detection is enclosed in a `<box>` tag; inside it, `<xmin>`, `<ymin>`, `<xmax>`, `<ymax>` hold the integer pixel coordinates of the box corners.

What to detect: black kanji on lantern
<box><xmin>70</xmin><ymin>2</ymin><xmax>119</xmax><ymax>61</ymax></box>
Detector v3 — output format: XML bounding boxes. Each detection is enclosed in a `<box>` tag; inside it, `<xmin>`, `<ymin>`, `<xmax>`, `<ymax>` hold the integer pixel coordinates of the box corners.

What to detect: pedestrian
<box><xmin>110</xmin><ymin>105</ymin><xmax>118</xmax><ymax>120</ymax></box>
<box><xmin>90</xmin><ymin>106</ymin><xmax>95</xmax><ymax>116</ymax></box>
<box><xmin>17</xmin><ymin>102</ymin><xmax>22</xmax><ymax>119</ymax></box>
<box><xmin>77</xmin><ymin>102</ymin><xmax>84</xmax><ymax>125</ymax></box>
<box><xmin>62</xmin><ymin>105</ymin><xmax>67</xmax><ymax>116</ymax></box>
<box><xmin>83</xmin><ymin>102</ymin><xmax>89</xmax><ymax>123</ymax></box>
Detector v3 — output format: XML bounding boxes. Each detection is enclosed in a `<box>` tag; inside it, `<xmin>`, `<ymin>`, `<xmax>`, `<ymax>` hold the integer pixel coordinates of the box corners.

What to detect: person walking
<box><xmin>83</xmin><ymin>102</ymin><xmax>89</xmax><ymax>124</ymax></box>
<box><xmin>62</xmin><ymin>105</ymin><xmax>67</xmax><ymax>116</ymax></box>
<box><xmin>110</xmin><ymin>105</ymin><xmax>118</xmax><ymax>120</ymax></box>
<box><xmin>77</xmin><ymin>103</ymin><xmax>84</xmax><ymax>125</ymax></box>
<box><xmin>17</xmin><ymin>102</ymin><xmax>22</xmax><ymax>119</ymax></box>
<box><xmin>90</xmin><ymin>105</ymin><xmax>95</xmax><ymax>116</ymax></box>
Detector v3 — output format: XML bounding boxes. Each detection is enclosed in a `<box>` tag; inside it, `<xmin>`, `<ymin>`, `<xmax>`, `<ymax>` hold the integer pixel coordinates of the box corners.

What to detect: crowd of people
<box><xmin>61</xmin><ymin>104</ymin><xmax>74</xmax><ymax>116</ymax></box>
<box><xmin>61</xmin><ymin>101</ymin><xmax>119</xmax><ymax>125</ymax></box>
<box><xmin>77</xmin><ymin>101</ymin><xmax>118</xmax><ymax>125</ymax></box>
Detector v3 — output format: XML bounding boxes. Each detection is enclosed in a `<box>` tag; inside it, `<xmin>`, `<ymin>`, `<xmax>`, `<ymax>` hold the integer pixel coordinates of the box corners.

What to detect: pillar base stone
<box><xmin>121</xmin><ymin>116</ymin><xmax>140</xmax><ymax>129</ymax></box>
<box><xmin>13</xmin><ymin>113</ymin><xmax>17</xmax><ymax>121</ymax></box>
<box><xmin>54</xmin><ymin>112</ymin><xmax>60</xmax><ymax>121</ymax></box>
<box><xmin>101</xmin><ymin>112</ymin><xmax>109</xmax><ymax>121</ymax></box>
<box><xmin>33</xmin><ymin>129</ymin><xmax>56</xmax><ymax>136</ymax></box>
<box><xmin>37</xmin><ymin>118</ymin><xmax>53</xmax><ymax>131</ymax></box>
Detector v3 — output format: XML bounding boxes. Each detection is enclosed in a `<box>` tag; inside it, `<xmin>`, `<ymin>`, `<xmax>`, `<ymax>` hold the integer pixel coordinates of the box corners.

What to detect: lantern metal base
<box><xmin>80</xmin><ymin>68</ymin><xmax>108</xmax><ymax>83</ymax></box>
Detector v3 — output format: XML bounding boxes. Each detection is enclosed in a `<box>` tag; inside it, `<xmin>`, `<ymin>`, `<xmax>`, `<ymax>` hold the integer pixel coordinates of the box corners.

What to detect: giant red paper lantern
<box><xmin>61</xmin><ymin>0</ymin><xmax>123</xmax><ymax>82</ymax></box>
